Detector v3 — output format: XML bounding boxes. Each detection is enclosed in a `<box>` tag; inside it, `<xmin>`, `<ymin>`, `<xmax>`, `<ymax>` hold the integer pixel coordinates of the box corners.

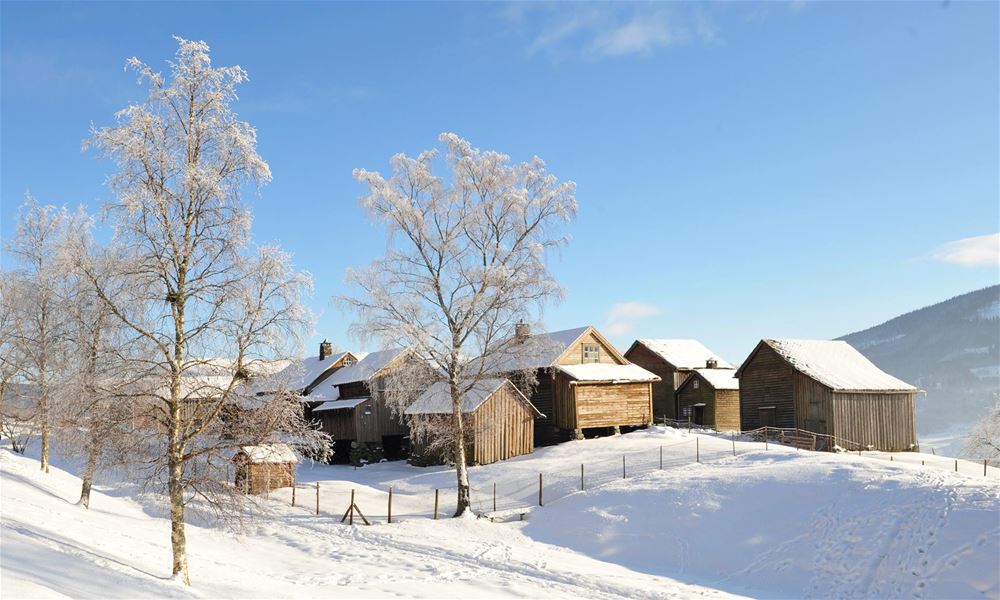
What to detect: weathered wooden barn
<box><xmin>624</xmin><ymin>339</ymin><xmax>734</xmax><ymax>420</ymax></box>
<box><xmin>486</xmin><ymin>325</ymin><xmax>659</xmax><ymax>445</ymax></box>
<box><xmin>736</xmin><ymin>339</ymin><xmax>918</xmax><ymax>451</ymax></box>
<box><xmin>313</xmin><ymin>347</ymin><xmax>421</xmax><ymax>462</ymax></box>
<box><xmin>675</xmin><ymin>368</ymin><xmax>740</xmax><ymax>431</ymax></box>
<box><xmin>233</xmin><ymin>443</ymin><xmax>297</xmax><ymax>495</ymax></box>
<box><xmin>405</xmin><ymin>378</ymin><xmax>543</xmax><ymax>465</ymax></box>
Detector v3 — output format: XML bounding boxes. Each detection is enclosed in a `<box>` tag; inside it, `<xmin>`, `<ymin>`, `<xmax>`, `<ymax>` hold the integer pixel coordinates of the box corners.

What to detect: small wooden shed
<box><xmin>405</xmin><ymin>379</ymin><xmax>543</xmax><ymax>465</ymax></box>
<box><xmin>624</xmin><ymin>339</ymin><xmax>734</xmax><ymax>420</ymax></box>
<box><xmin>675</xmin><ymin>368</ymin><xmax>740</xmax><ymax>431</ymax></box>
<box><xmin>233</xmin><ymin>443</ymin><xmax>298</xmax><ymax>495</ymax></box>
<box><xmin>736</xmin><ymin>339</ymin><xmax>918</xmax><ymax>451</ymax></box>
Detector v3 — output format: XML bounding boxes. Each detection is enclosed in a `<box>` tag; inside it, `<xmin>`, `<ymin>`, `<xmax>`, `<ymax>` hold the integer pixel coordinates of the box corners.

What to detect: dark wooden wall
<box><xmin>831</xmin><ymin>392</ymin><xmax>917</xmax><ymax>451</ymax></box>
<box><xmin>676</xmin><ymin>376</ymin><xmax>740</xmax><ymax>431</ymax></box>
<box><xmin>624</xmin><ymin>344</ymin><xmax>679</xmax><ymax>419</ymax></box>
<box><xmin>739</xmin><ymin>344</ymin><xmax>796</xmax><ymax>429</ymax></box>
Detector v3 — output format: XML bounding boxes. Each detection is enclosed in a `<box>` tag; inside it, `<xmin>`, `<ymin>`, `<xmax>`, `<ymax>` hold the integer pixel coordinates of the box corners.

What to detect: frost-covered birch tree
<box><xmin>964</xmin><ymin>394</ymin><xmax>1000</xmax><ymax>463</ymax></box>
<box><xmin>344</xmin><ymin>133</ymin><xmax>576</xmax><ymax>516</ymax></box>
<box><xmin>2</xmin><ymin>197</ymin><xmax>79</xmax><ymax>472</ymax></box>
<box><xmin>84</xmin><ymin>37</ymin><xmax>321</xmax><ymax>584</ymax></box>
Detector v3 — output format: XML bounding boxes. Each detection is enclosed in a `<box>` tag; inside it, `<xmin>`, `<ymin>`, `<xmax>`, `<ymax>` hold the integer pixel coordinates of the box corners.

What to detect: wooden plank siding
<box><xmin>623</xmin><ymin>343</ymin><xmax>679</xmax><ymax>420</ymax></box>
<box><xmin>468</xmin><ymin>383</ymin><xmax>536</xmax><ymax>465</ymax></box>
<box><xmin>572</xmin><ymin>381</ymin><xmax>652</xmax><ymax>429</ymax></box>
<box><xmin>831</xmin><ymin>393</ymin><xmax>917</xmax><ymax>451</ymax></box>
<box><xmin>792</xmin><ymin>371</ymin><xmax>834</xmax><ymax>434</ymax></box>
<box><xmin>738</xmin><ymin>344</ymin><xmax>796</xmax><ymax>430</ymax></box>
<box><xmin>410</xmin><ymin>382</ymin><xmax>536</xmax><ymax>466</ymax></box>
<box><xmin>555</xmin><ymin>331</ymin><xmax>626</xmax><ymax>366</ymax></box>
<box><xmin>675</xmin><ymin>375</ymin><xmax>741</xmax><ymax>431</ymax></box>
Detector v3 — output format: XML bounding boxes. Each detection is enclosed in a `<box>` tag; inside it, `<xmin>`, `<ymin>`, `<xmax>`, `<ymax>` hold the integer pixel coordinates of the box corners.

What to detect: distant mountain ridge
<box><xmin>839</xmin><ymin>285</ymin><xmax>1000</xmax><ymax>435</ymax></box>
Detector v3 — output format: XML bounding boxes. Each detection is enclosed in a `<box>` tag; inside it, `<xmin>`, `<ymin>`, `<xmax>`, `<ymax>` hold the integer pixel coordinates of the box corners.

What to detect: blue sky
<box><xmin>2</xmin><ymin>1</ymin><xmax>998</xmax><ymax>363</ymax></box>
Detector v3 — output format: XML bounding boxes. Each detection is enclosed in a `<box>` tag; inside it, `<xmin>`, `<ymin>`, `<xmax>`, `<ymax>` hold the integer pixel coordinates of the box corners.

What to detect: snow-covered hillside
<box><xmin>3</xmin><ymin>428</ymin><xmax>998</xmax><ymax>598</ymax></box>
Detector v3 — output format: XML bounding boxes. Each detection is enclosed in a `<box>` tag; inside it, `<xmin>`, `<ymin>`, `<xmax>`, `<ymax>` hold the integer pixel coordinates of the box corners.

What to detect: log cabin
<box><xmin>312</xmin><ymin>347</ymin><xmax>422</xmax><ymax>463</ymax></box>
<box><xmin>233</xmin><ymin>443</ymin><xmax>297</xmax><ymax>495</ymax></box>
<box><xmin>624</xmin><ymin>339</ymin><xmax>734</xmax><ymax>421</ymax></box>
<box><xmin>736</xmin><ymin>339</ymin><xmax>918</xmax><ymax>451</ymax></box>
<box><xmin>484</xmin><ymin>325</ymin><xmax>660</xmax><ymax>445</ymax></box>
<box><xmin>675</xmin><ymin>367</ymin><xmax>740</xmax><ymax>431</ymax></box>
<box><xmin>405</xmin><ymin>378</ymin><xmax>543</xmax><ymax>465</ymax></box>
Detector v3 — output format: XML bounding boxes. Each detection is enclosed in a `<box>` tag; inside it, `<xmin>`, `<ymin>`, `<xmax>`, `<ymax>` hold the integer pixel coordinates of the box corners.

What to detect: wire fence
<box><xmin>267</xmin><ymin>426</ymin><xmax>999</xmax><ymax>525</ymax></box>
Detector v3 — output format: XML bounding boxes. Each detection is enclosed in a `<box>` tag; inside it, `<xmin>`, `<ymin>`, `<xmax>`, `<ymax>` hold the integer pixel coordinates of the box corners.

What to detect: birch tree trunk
<box><xmin>450</xmin><ymin>380</ymin><xmax>471</xmax><ymax>516</ymax></box>
<box><xmin>78</xmin><ymin>440</ymin><xmax>99</xmax><ymax>508</ymax></box>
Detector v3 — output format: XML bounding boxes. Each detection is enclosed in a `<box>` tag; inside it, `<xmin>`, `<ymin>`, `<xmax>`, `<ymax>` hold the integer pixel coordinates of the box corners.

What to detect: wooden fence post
<box><xmin>580</xmin><ymin>464</ymin><xmax>584</xmax><ymax>491</ymax></box>
<box><xmin>622</xmin><ymin>455</ymin><xmax>626</xmax><ymax>479</ymax></box>
<box><xmin>659</xmin><ymin>446</ymin><xmax>663</xmax><ymax>469</ymax></box>
<box><xmin>292</xmin><ymin>485</ymin><xmax>296</xmax><ymax>507</ymax></box>
<box><xmin>434</xmin><ymin>489</ymin><xmax>439</xmax><ymax>520</ymax></box>
<box><xmin>955</xmin><ymin>459</ymin><xmax>958</xmax><ymax>472</ymax></box>
<box><xmin>985</xmin><ymin>459</ymin><xmax>988</xmax><ymax>477</ymax></box>
<box><xmin>349</xmin><ymin>489</ymin><xmax>356</xmax><ymax>525</ymax></box>
<box><xmin>890</xmin><ymin>455</ymin><xmax>893</xmax><ymax>462</ymax></box>
<box><xmin>538</xmin><ymin>473</ymin><xmax>543</xmax><ymax>506</ymax></box>
<box><xmin>688</xmin><ymin>416</ymin><xmax>692</xmax><ymax>431</ymax></box>
<box><xmin>388</xmin><ymin>487</ymin><xmax>393</xmax><ymax>524</ymax></box>
<box><xmin>931</xmin><ymin>447</ymin><xmax>936</xmax><ymax>456</ymax></box>
<box><xmin>315</xmin><ymin>482</ymin><xmax>320</xmax><ymax>516</ymax></box>
<box><xmin>732</xmin><ymin>432</ymin><xmax>736</xmax><ymax>456</ymax></box>
<box><xmin>696</xmin><ymin>437</ymin><xmax>700</xmax><ymax>463</ymax></box>
<box><xmin>493</xmin><ymin>482</ymin><xmax>496</xmax><ymax>512</ymax></box>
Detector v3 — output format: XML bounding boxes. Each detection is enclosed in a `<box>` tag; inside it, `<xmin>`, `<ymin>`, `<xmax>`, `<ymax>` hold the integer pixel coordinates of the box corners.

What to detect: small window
<box><xmin>682</xmin><ymin>406</ymin><xmax>692</xmax><ymax>417</ymax></box>
<box><xmin>693</xmin><ymin>380</ymin><xmax>699</xmax><ymax>389</ymax></box>
<box><xmin>343</xmin><ymin>357</ymin><xmax>354</xmax><ymax>366</ymax></box>
<box><xmin>582</xmin><ymin>343</ymin><xmax>600</xmax><ymax>363</ymax></box>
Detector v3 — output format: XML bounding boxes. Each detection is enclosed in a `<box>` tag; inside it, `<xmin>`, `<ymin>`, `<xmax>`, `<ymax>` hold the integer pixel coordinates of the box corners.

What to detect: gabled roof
<box><xmin>405</xmin><ymin>378</ymin><xmax>544</xmax><ymax>418</ymax></box>
<box><xmin>274</xmin><ymin>351</ymin><xmax>356</xmax><ymax>394</ymax></box>
<box><xmin>678</xmin><ymin>368</ymin><xmax>739</xmax><ymax>393</ymax></box>
<box><xmin>313</xmin><ymin>397</ymin><xmax>367</xmax><ymax>412</ymax></box>
<box><xmin>484</xmin><ymin>325</ymin><xmax>627</xmax><ymax>372</ymax></box>
<box><xmin>626</xmin><ymin>339</ymin><xmax>734</xmax><ymax>370</ymax></box>
<box><xmin>326</xmin><ymin>347</ymin><xmax>411</xmax><ymax>387</ymax></box>
<box><xmin>737</xmin><ymin>339</ymin><xmax>916</xmax><ymax>393</ymax></box>
<box><xmin>555</xmin><ymin>363</ymin><xmax>660</xmax><ymax>384</ymax></box>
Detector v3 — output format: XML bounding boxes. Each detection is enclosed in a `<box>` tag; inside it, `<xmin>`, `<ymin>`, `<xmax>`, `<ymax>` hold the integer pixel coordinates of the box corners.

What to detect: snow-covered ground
<box><xmin>2</xmin><ymin>428</ymin><xmax>998</xmax><ymax>598</ymax></box>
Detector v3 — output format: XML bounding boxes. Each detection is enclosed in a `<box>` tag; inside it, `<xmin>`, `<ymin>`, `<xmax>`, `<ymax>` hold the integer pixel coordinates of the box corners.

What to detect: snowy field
<box><xmin>2</xmin><ymin>427</ymin><xmax>998</xmax><ymax>599</ymax></box>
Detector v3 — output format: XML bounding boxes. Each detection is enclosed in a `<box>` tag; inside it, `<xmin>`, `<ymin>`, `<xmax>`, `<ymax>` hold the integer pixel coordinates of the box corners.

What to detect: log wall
<box><xmin>738</xmin><ymin>344</ymin><xmax>796</xmax><ymax>429</ymax></box>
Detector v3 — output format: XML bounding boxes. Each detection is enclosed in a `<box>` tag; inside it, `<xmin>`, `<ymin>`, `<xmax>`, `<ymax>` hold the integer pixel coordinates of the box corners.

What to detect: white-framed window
<box><xmin>693</xmin><ymin>379</ymin><xmax>700</xmax><ymax>389</ymax></box>
<box><xmin>582</xmin><ymin>343</ymin><xmax>600</xmax><ymax>363</ymax></box>
<box><xmin>343</xmin><ymin>357</ymin><xmax>354</xmax><ymax>366</ymax></box>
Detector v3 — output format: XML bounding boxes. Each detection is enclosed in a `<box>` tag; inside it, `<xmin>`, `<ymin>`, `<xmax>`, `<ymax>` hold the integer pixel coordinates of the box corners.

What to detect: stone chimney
<box><xmin>515</xmin><ymin>322</ymin><xmax>531</xmax><ymax>343</ymax></box>
<box><xmin>319</xmin><ymin>339</ymin><xmax>333</xmax><ymax>361</ymax></box>
<box><xmin>706</xmin><ymin>358</ymin><xmax>718</xmax><ymax>369</ymax></box>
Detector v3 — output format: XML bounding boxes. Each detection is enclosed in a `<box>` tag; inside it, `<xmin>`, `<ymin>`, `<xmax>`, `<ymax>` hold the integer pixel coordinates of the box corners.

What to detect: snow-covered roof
<box><xmin>237</xmin><ymin>443</ymin><xmax>298</xmax><ymax>464</ymax></box>
<box><xmin>326</xmin><ymin>348</ymin><xmax>409</xmax><ymax>386</ymax></box>
<box><xmin>689</xmin><ymin>368</ymin><xmax>739</xmax><ymax>390</ymax></box>
<box><xmin>274</xmin><ymin>352</ymin><xmax>351</xmax><ymax>394</ymax></box>
<box><xmin>405</xmin><ymin>379</ymin><xmax>542</xmax><ymax>417</ymax></box>
<box><xmin>631</xmin><ymin>339</ymin><xmax>734</xmax><ymax>370</ymax></box>
<box><xmin>556</xmin><ymin>363</ymin><xmax>661</xmax><ymax>384</ymax></box>
<box><xmin>482</xmin><ymin>326</ymin><xmax>593</xmax><ymax>372</ymax></box>
<box><xmin>312</xmin><ymin>398</ymin><xmax>367</xmax><ymax>412</ymax></box>
<box><xmin>752</xmin><ymin>339</ymin><xmax>916</xmax><ymax>392</ymax></box>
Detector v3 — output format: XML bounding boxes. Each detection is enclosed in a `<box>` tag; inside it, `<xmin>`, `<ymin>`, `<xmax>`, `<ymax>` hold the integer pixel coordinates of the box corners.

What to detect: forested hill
<box><xmin>839</xmin><ymin>285</ymin><xmax>1000</xmax><ymax>435</ymax></box>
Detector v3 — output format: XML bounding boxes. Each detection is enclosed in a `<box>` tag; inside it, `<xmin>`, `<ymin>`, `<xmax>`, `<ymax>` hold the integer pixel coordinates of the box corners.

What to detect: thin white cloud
<box><xmin>932</xmin><ymin>233</ymin><xmax>1000</xmax><ymax>267</ymax></box>
<box><xmin>506</xmin><ymin>4</ymin><xmax>718</xmax><ymax>61</ymax></box>
<box><xmin>605</xmin><ymin>301</ymin><xmax>661</xmax><ymax>337</ymax></box>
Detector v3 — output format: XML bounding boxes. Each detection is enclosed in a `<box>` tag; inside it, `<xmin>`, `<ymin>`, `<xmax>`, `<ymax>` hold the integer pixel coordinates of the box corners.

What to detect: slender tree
<box><xmin>344</xmin><ymin>133</ymin><xmax>576</xmax><ymax>516</ymax></box>
<box><xmin>3</xmin><ymin>197</ymin><xmax>79</xmax><ymax>472</ymax></box>
<box><xmin>84</xmin><ymin>37</ymin><xmax>321</xmax><ymax>584</ymax></box>
<box><xmin>964</xmin><ymin>393</ymin><xmax>1000</xmax><ymax>463</ymax></box>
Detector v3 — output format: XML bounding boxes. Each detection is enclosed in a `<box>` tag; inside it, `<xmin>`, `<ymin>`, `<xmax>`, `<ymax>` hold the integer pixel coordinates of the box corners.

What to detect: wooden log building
<box><xmin>312</xmin><ymin>347</ymin><xmax>421</xmax><ymax>462</ymax></box>
<box><xmin>736</xmin><ymin>339</ymin><xmax>919</xmax><ymax>451</ymax></box>
<box><xmin>405</xmin><ymin>378</ymin><xmax>543</xmax><ymax>465</ymax></box>
<box><xmin>233</xmin><ymin>443</ymin><xmax>297</xmax><ymax>495</ymax></box>
<box><xmin>486</xmin><ymin>325</ymin><xmax>660</xmax><ymax>445</ymax></box>
<box><xmin>624</xmin><ymin>339</ymin><xmax>734</xmax><ymax>421</ymax></box>
<box><xmin>675</xmin><ymin>367</ymin><xmax>740</xmax><ymax>431</ymax></box>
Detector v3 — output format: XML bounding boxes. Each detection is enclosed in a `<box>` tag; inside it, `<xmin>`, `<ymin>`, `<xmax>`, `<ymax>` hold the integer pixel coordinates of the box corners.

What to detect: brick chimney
<box><xmin>515</xmin><ymin>322</ymin><xmax>531</xmax><ymax>343</ymax></box>
<box><xmin>319</xmin><ymin>339</ymin><xmax>333</xmax><ymax>361</ymax></box>
<box><xmin>706</xmin><ymin>358</ymin><xmax>718</xmax><ymax>369</ymax></box>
